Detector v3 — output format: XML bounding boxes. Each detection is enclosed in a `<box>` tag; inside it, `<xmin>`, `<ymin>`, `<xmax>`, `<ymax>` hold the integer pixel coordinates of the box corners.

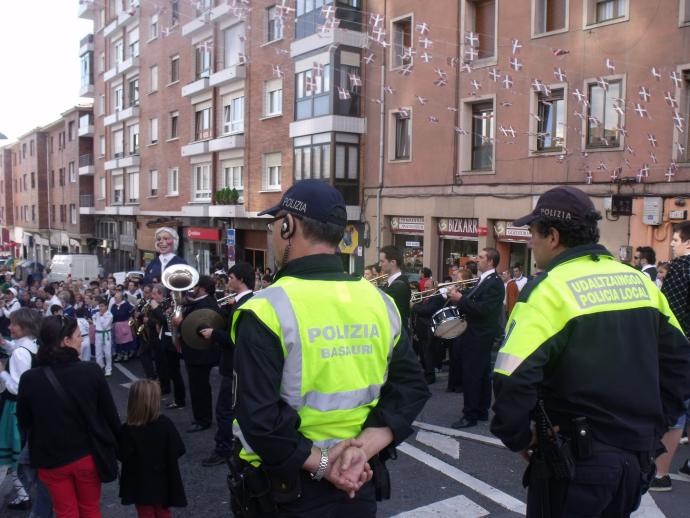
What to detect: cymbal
<box><xmin>181</xmin><ymin>308</ymin><xmax>226</xmax><ymax>350</ymax></box>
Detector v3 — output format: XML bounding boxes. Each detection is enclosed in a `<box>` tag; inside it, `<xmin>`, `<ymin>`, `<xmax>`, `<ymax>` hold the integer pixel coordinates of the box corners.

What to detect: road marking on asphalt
<box><xmin>392</xmin><ymin>494</ymin><xmax>489</xmax><ymax>517</ymax></box>
<box><xmin>632</xmin><ymin>493</ymin><xmax>665</xmax><ymax>517</ymax></box>
<box><xmin>398</xmin><ymin>442</ymin><xmax>526</xmax><ymax>514</ymax></box>
<box><xmin>114</xmin><ymin>363</ymin><xmax>139</xmax><ymax>383</ymax></box>
<box><xmin>416</xmin><ymin>430</ymin><xmax>460</xmax><ymax>459</ymax></box>
<box><xmin>414</xmin><ymin>421</ymin><xmax>506</xmax><ymax>448</ymax></box>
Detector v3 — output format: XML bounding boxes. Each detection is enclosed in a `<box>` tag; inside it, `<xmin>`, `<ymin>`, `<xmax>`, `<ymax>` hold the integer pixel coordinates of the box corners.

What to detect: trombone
<box><xmin>410</xmin><ymin>278</ymin><xmax>479</xmax><ymax>304</ymax></box>
<box><xmin>368</xmin><ymin>273</ymin><xmax>389</xmax><ymax>285</ymax></box>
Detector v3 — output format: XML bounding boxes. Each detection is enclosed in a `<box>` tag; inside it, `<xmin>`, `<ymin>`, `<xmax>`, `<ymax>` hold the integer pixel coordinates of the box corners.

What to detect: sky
<box><xmin>0</xmin><ymin>0</ymin><xmax>93</xmax><ymax>141</ymax></box>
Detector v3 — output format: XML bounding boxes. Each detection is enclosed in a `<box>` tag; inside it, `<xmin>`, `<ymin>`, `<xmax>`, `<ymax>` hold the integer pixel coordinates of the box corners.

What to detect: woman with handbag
<box><xmin>16</xmin><ymin>315</ymin><xmax>121</xmax><ymax>518</ymax></box>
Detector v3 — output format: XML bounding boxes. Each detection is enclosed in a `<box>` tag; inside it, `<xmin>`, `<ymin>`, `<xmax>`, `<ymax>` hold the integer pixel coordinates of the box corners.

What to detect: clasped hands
<box><xmin>323</xmin><ymin>439</ymin><xmax>373</xmax><ymax>499</ymax></box>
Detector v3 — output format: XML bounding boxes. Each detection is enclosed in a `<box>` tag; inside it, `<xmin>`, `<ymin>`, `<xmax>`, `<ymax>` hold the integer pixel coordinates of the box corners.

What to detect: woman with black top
<box><xmin>16</xmin><ymin>316</ymin><xmax>121</xmax><ymax>518</ymax></box>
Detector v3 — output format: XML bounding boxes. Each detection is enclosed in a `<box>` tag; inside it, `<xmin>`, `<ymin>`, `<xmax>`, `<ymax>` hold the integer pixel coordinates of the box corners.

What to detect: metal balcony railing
<box><xmin>80</xmin><ymin>194</ymin><xmax>94</xmax><ymax>207</ymax></box>
<box><xmin>79</xmin><ymin>154</ymin><xmax>93</xmax><ymax>167</ymax></box>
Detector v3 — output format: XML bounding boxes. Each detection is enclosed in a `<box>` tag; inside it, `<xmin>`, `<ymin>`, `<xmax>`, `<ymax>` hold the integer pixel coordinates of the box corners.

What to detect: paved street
<box><xmin>3</xmin><ymin>362</ymin><xmax>690</xmax><ymax>517</ymax></box>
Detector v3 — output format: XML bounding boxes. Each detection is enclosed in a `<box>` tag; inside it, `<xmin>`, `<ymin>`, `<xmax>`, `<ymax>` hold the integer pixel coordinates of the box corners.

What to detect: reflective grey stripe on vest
<box><xmin>494</xmin><ymin>351</ymin><xmax>524</xmax><ymax>375</ymax></box>
<box><xmin>376</xmin><ymin>289</ymin><xmax>401</xmax><ymax>362</ymax></box>
<box><xmin>255</xmin><ymin>284</ymin><xmax>390</xmax><ymax>412</ymax></box>
<box><xmin>251</xmin><ymin>286</ymin><xmax>303</xmax><ymax>409</ymax></box>
<box><xmin>232</xmin><ymin>422</ymin><xmax>254</xmax><ymax>454</ymax></box>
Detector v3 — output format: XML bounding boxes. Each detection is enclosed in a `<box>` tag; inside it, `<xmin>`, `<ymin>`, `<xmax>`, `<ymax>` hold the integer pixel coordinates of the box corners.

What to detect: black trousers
<box><xmin>215</xmin><ymin>374</ymin><xmax>235</xmax><ymax>458</ymax></box>
<box><xmin>164</xmin><ymin>348</ymin><xmax>186</xmax><ymax>406</ymax></box>
<box><xmin>231</xmin><ymin>472</ymin><xmax>376</xmax><ymax>518</ymax></box>
<box><xmin>187</xmin><ymin>363</ymin><xmax>213</xmax><ymax>426</ymax></box>
<box><xmin>527</xmin><ymin>450</ymin><xmax>643</xmax><ymax>518</ymax></box>
<box><xmin>459</xmin><ymin>337</ymin><xmax>492</xmax><ymax>420</ymax></box>
<box><xmin>138</xmin><ymin>337</ymin><xmax>157</xmax><ymax>379</ymax></box>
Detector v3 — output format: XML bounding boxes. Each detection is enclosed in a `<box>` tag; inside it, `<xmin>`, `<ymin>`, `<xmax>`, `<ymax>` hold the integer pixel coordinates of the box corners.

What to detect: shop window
<box><xmin>534</xmin><ymin>0</ymin><xmax>567</xmax><ymax>35</ymax></box>
<box><xmin>586</xmin><ymin>77</ymin><xmax>622</xmax><ymax>148</ymax></box>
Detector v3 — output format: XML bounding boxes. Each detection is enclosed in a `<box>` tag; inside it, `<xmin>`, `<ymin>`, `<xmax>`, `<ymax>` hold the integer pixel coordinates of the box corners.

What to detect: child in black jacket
<box><xmin>118</xmin><ymin>379</ymin><xmax>187</xmax><ymax>518</ymax></box>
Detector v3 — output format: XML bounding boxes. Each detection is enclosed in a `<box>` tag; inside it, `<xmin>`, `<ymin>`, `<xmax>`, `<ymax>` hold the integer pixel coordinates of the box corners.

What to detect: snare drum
<box><xmin>430</xmin><ymin>306</ymin><xmax>468</xmax><ymax>339</ymax></box>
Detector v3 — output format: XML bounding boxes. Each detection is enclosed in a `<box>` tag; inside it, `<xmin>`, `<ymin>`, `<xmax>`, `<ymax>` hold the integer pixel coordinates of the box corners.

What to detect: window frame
<box><xmin>167</xmin><ymin>167</ymin><xmax>179</xmax><ymax>196</ymax></box>
<box><xmin>127</xmin><ymin>171</ymin><xmax>140</xmax><ymax>204</ymax></box>
<box><xmin>69</xmin><ymin>161</ymin><xmax>76</xmax><ymax>183</ymax></box>
<box><xmin>112</xmin><ymin>174</ymin><xmax>124</xmax><ymax>205</ymax></box>
<box><xmin>389</xmin><ymin>108</ymin><xmax>412</xmax><ymax>162</ymax></box>
<box><xmin>194</xmin><ymin>106</ymin><xmax>212</xmax><ymax>141</ymax></box>
<box><xmin>390</xmin><ymin>14</ymin><xmax>414</xmax><ymax>70</ymax></box>
<box><xmin>149</xmin><ymin>169</ymin><xmax>159</xmax><ymax>197</ymax></box>
<box><xmin>582</xmin><ymin>74</ymin><xmax>625</xmax><ymax>151</ymax></box>
<box><xmin>529</xmin><ymin>84</ymin><xmax>567</xmax><ymax>155</ymax></box>
<box><xmin>583</xmin><ymin>0</ymin><xmax>629</xmax><ymax>29</ymax></box>
<box><xmin>223</xmin><ymin>94</ymin><xmax>245</xmax><ymax>135</ymax></box>
<box><xmin>149</xmin><ymin>117</ymin><xmax>158</xmax><ymax>144</ymax></box>
<box><xmin>471</xmin><ymin>101</ymin><xmax>495</xmax><ymax>171</ymax></box>
<box><xmin>195</xmin><ymin>41</ymin><xmax>213</xmax><ymax>79</ymax></box>
<box><xmin>460</xmin><ymin>0</ymin><xmax>498</xmax><ymax>67</ymax></box>
<box><xmin>264</xmin><ymin>78</ymin><xmax>283</xmax><ymax>117</ymax></box>
<box><xmin>531</xmin><ymin>0</ymin><xmax>569</xmax><ymax>38</ymax></box>
<box><xmin>169</xmin><ymin>111</ymin><xmax>179</xmax><ymax>139</ymax></box>
<box><xmin>267</xmin><ymin>5</ymin><xmax>284</xmax><ymax>43</ymax></box>
<box><xmin>263</xmin><ymin>152</ymin><xmax>282</xmax><ymax>191</ymax></box>
<box><xmin>221</xmin><ymin>162</ymin><xmax>244</xmax><ymax>201</ymax></box>
<box><xmin>169</xmin><ymin>55</ymin><xmax>180</xmax><ymax>84</ymax></box>
<box><xmin>459</xmin><ymin>94</ymin><xmax>496</xmax><ymax>175</ymax></box>
<box><xmin>295</xmin><ymin>65</ymin><xmax>331</xmax><ymax>120</ymax></box>
<box><xmin>192</xmin><ymin>163</ymin><xmax>212</xmax><ymax>202</ymax></box>
<box><xmin>149</xmin><ymin>65</ymin><xmax>158</xmax><ymax>93</ymax></box>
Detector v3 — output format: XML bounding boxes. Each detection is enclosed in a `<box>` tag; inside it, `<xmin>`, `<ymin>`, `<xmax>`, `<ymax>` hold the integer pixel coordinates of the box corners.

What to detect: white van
<box><xmin>47</xmin><ymin>254</ymin><xmax>100</xmax><ymax>283</ymax></box>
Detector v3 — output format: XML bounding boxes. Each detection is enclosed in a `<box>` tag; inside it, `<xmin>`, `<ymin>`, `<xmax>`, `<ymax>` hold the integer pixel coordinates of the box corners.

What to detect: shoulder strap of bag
<box><xmin>42</xmin><ymin>367</ymin><xmax>89</xmax><ymax>430</ymax></box>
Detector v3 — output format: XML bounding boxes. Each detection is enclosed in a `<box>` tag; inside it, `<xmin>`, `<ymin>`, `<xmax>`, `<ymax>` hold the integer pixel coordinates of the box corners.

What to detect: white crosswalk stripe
<box><xmin>392</xmin><ymin>495</ymin><xmax>490</xmax><ymax>517</ymax></box>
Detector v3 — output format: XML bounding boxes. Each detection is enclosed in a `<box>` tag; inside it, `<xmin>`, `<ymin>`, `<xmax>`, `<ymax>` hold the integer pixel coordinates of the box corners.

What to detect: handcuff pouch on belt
<box><xmin>227</xmin><ymin>442</ymin><xmax>301</xmax><ymax>517</ymax></box>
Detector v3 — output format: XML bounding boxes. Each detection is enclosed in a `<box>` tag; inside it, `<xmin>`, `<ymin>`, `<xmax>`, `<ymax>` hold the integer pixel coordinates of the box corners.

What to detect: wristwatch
<box><xmin>310</xmin><ymin>447</ymin><xmax>329</xmax><ymax>481</ymax></box>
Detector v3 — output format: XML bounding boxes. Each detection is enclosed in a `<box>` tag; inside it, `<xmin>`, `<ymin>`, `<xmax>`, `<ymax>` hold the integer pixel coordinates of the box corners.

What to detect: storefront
<box><xmin>493</xmin><ymin>221</ymin><xmax>531</xmax><ymax>274</ymax></box>
<box><xmin>390</xmin><ymin>216</ymin><xmax>424</xmax><ymax>274</ymax></box>
<box><xmin>183</xmin><ymin>226</ymin><xmax>222</xmax><ymax>276</ymax></box>
<box><xmin>438</xmin><ymin>218</ymin><xmax>479</xmax><ymax>279</ymax></box>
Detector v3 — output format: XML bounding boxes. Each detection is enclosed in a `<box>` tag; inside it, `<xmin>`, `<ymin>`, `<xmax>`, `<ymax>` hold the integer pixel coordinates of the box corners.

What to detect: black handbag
<box><xmin>42</xmin><ymin>367</ymin><xmax>119</xmax><ymax>482</ymax></box>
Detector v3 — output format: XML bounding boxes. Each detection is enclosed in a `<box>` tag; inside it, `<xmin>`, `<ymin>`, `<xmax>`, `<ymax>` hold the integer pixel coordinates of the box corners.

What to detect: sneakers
<box><xmin>677</xmin><ymin>460</ymin><xmax>690</xmax><ymax>481</ymax></box>
<box><xmin>166</xmin><ymin>402</ymin><xmax>185</xmax><ymax>410</ymax></box>
<box><xmin>7</xmin><ymin>498</ymin><xmax>31</xmax><ymax>511</ymax></box>
<box><xmin>649</xmin><ymin>475</ymin><xmax>672</xmax><ymax>492</ymax></box>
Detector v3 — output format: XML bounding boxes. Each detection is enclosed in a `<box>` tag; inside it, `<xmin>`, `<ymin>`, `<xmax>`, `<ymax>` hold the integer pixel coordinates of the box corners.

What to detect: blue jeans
<box><xmin>17</xmin><ymin>444</ymin><xmax>53</xmax><ymax>518</ymax></box>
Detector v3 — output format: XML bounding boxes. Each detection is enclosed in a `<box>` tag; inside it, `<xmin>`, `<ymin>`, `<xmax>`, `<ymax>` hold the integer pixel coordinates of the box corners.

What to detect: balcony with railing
<box><xmin>78</xmin><ymin>0</ymin><xmax>95</xmax><ymax>19</ymax></box>
<box><xmin>79</xmin><ymin>193</ymin><xmax>95</xmax><ymax>214</ymax></box>
<box><xmin>78</xmin><ymin>114</ymin><xmax>94</xmax><ymax>137</ymax></box>
<box><xmin>79</xmin><ymin>154</ymin><xmax>94</xmax><ymax>175</ymax></box>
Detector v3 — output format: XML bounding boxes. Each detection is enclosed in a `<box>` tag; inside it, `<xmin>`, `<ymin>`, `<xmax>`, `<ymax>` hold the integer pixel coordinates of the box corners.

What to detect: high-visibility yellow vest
<box><xmin>231</xmin><ymin>275</ymin><xmax>402</xmax><ymax>466</ymax></box>
<box><xmin>495</xmin><ymin>253</ymin><xmax>683</xmax><ymax>377</ymax></box>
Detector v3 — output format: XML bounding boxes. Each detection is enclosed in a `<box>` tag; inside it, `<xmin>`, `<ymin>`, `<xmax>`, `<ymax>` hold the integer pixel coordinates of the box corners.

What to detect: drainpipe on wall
<box><xmin>375</xmin><ymin>0</ymin><xmax>387</xmax><ymax>257</ymax></box>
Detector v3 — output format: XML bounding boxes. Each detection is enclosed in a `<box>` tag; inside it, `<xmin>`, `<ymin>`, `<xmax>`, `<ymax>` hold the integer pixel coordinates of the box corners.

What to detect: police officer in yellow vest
<box><xmin>229</xmin><ymin>180</ymin><xmax>430</xmax><ymax>517</ymax></box>
<box><xmin>491</xmin><ymin>186</ymin><xmax>690</xmax><ymax>517</ymax></box>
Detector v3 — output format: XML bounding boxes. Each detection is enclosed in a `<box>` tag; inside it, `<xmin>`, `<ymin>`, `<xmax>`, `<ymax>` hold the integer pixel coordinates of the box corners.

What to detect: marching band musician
<box><xmin>447</xmin><ymin>248</ymin><xmax>505</xmax><ymax>429</ymax></box>
<box><xmin>173</xmin><ymin>275</ymin><xmax>220</xmax><ymax>433</ymax></box>
<box><xmin>411</xmin><ymin>285</ymin><xmax>447</xmax><ymax>385</ymax></box>
<box><xmin>379</xmin><ymin>246</ymin><xmax>411</xmax><ymax>334</ymax></box>
<box><xmin>143</xmin><ymin>227</ymin><xmax>187</xmax><ymax>286</ymax></box>
<box><xmin>135</xmin><ymin>285</ymin><xmax>156</xmax><ymax>380</ymax></box>
<box><xmin>199</xmin><ymin>262</ymin><xmax>254</xmax><ymax>467</ymax></box>
<box><xmin>148</xmin><ymin>284</ymin><xmax>186</xmax><ymax>410</ymax></box>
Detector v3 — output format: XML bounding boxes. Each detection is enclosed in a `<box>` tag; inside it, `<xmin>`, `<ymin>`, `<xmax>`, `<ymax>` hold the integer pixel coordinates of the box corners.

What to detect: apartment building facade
<box><xmin>0</xmin><ymin>149</ymin><xmax>16</xmax><ymax>257</ymax></box>
<box><xmin>363</xmin><ymin>0</ymin><xmax>690</xmax><ymax>276</ymax></box>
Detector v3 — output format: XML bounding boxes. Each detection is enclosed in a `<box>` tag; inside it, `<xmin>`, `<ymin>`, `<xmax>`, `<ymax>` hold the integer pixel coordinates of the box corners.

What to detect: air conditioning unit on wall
<box><xmin>643</xmin><ymin>197</ymin><xmax>663</xmax><ymax>226</ymax></box>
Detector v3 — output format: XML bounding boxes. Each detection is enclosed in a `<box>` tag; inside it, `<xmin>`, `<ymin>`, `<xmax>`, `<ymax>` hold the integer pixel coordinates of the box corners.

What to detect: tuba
<box><xmin>162</xmin><ymin>264</ymin><xmax>200</xmax><ymax>321</ymax></box>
